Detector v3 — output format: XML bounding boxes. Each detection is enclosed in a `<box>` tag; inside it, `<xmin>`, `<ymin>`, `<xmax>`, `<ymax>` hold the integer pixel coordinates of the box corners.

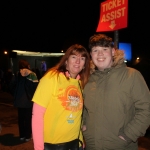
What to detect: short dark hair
<box><xmin>89</xmin><ymin>34</ymin><xmax>114</xmax><ymax>50</ymax></box>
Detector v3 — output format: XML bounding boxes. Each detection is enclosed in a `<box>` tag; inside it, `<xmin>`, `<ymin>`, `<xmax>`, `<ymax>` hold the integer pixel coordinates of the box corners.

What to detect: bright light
<box><xmin>135</xmin><ymin>57</ymin><xmax>140</xmax><ymax>64</ymax></box>
<box><xmin>4</xmin><ymin>51</ymin><xmax>8</xmax><ymax>54</ymax></box>
<box><xmin>12</xmin><ymin>50</ymin><xmax>64</xmax><ymax>57</ymax></box>
<box><xmin>61</xmin><ymin>50</ymin><xmax>64</xmax><ymax>52</ymax></box>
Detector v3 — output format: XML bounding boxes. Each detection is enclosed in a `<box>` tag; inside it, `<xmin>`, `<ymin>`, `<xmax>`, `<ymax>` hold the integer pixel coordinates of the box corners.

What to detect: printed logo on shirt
<box><xmin>58</xmin><ymin>85</ymin><xmax>83</xmax><ymax>112</ymax></box>
<box><xmin>67</xmin><ymin>113</ymin><xmax>76</xmax><ymax>124</ymax></box>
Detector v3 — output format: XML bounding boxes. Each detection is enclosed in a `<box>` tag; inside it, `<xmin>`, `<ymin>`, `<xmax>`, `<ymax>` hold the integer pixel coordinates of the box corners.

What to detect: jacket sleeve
<box><xmin>82</xmin><ymin>103</ymin><xmax>88</xmax><ymax>125</ymax></box>
<box><xmin>32</xmin><ymin>103</ymin><xmax>46</xmax><ymax>150</ymax></box>
<box><xmin>124</xmin><ymin>71</ymin><xmax>150</xmax><ymax>142</ymax></box>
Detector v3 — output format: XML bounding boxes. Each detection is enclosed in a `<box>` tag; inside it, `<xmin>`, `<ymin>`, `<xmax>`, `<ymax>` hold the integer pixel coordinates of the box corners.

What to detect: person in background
<box><xmin>0</xmin><ymin>68</ymin><xmax>4</xmax><ymax>91</ymax></box>
<box><xmin>41</xmin><ymin>61</ymin><xmax>47</xmax><ymax>76</ymax></box>
<box><xmin>32</xmin><ymin>44</ymin><xmax>90</xmax><ymax>150</ymax></box>
<box><xmin>9</xmin><ymin>59</ymin><xmax>38</xmax><ymax>142</ymax></box>
<box><xmin>3</xmin><ymin>69</ymin><xmax>13</xmax><ymax>92</ymax></box>
<box><xmin>0</xmin><ymin>123</ymin><xmax>2</xmax><ymax>133</ymax></box>
<box><xmin>82</xmin><ymin>34</ymin><xmax>150</xmax><ymax>150</ymax></box>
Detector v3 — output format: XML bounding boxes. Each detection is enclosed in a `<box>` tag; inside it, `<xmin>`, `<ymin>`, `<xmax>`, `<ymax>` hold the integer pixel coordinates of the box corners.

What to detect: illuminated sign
<box><xmin>119</xmin><ymin>43</ymin><xmax>132</xmax><ymax>61</ymax></box>
<box><xmin>96</xmin><ymin>0</ymin><xmax>128</xmax><ymax>32</ymax></box>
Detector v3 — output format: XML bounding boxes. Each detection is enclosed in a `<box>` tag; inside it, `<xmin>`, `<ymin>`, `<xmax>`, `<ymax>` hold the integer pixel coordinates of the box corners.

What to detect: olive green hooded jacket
<box><xmin>83</xmin><ymin>50</ymin><xmax>150</xmax><ymax>150</ymax></box>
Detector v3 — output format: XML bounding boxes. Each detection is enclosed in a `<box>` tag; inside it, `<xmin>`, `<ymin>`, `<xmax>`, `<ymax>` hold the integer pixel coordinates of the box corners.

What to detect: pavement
<box><xmin>0</xmin><ymin>91</ymin><xmax>34</xmax><ymax>150</ymax></box>
<box><xmin>0</xmin><ymin>90</ymin><xmax>150</xmax><ymax>150</ymax></box>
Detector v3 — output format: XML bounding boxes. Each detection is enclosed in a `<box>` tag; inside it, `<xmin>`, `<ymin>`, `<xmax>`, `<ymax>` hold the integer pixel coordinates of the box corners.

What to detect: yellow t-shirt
<box><xmin>32</xmin><ymin>71</ymin><xmax>83</xmax><ymax>144</ymax></box>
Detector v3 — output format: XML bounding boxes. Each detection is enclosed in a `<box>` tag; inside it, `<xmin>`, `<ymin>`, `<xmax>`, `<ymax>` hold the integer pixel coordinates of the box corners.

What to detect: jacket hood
<box><xmin>90</xmin><ymin>49</ymin><xmax>125</xmax><ymax>74</ymax></box>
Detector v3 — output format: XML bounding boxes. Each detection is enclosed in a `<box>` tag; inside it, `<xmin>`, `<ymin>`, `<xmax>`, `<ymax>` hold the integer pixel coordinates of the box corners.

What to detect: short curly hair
<box><xmin>89</xmin><ymin>34</ymin><xmax>114</xmax><ymax>50</ymax></box>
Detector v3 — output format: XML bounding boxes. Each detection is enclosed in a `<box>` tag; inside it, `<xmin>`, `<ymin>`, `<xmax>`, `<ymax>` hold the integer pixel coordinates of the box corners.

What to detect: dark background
<box><xmin>0</xmin><ymin>1</ymin><xmax>150</xmax><ymax>88</ymax></box>
<box><xmin>0</xmin><ymin>1</ymin><xmax>149</xmax><ymax>56</ymax></box>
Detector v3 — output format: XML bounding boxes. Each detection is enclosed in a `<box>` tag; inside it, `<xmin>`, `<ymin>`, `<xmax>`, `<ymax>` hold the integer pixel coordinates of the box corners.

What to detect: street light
<box><xmin>4</xmin><ymin>51</ymin><xmax>8</xmax><ymax>54</ymax></box>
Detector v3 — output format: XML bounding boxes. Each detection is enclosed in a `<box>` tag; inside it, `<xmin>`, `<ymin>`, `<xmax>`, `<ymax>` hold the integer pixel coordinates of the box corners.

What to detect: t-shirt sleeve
<box><xmin>32</xmin><ymin>74</ymin><xmax>55</xmax><ymax>108</ymax></box>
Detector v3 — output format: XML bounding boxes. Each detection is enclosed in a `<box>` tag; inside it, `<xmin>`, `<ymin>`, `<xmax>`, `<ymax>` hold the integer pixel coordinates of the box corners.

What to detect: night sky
<box><xmin>0</xmin><ymin>1</ymin><xmax>149</xmax><ymax>58</ymax></box>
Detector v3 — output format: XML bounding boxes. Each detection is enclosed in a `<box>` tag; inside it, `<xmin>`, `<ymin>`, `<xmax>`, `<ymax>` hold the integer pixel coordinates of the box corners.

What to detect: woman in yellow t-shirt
<box><xmin>32</xmin><ymin>44</ymin><xmax>90</xmax><ymax>150</ymax></box>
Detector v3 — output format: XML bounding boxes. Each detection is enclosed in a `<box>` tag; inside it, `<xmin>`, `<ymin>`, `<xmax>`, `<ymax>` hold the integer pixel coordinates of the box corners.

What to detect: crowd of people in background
<box><xmin>0</xmin><ymin>34</ymin><xmax>150</xmax><ymax>150</ymax></box>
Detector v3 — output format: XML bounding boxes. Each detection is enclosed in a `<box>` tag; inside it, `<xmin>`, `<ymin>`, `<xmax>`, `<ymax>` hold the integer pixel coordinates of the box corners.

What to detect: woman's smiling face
<box><xmin>66</xmin><ymin>54</ymin><xmax>85</xmax><ymax>78</ymax></box>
